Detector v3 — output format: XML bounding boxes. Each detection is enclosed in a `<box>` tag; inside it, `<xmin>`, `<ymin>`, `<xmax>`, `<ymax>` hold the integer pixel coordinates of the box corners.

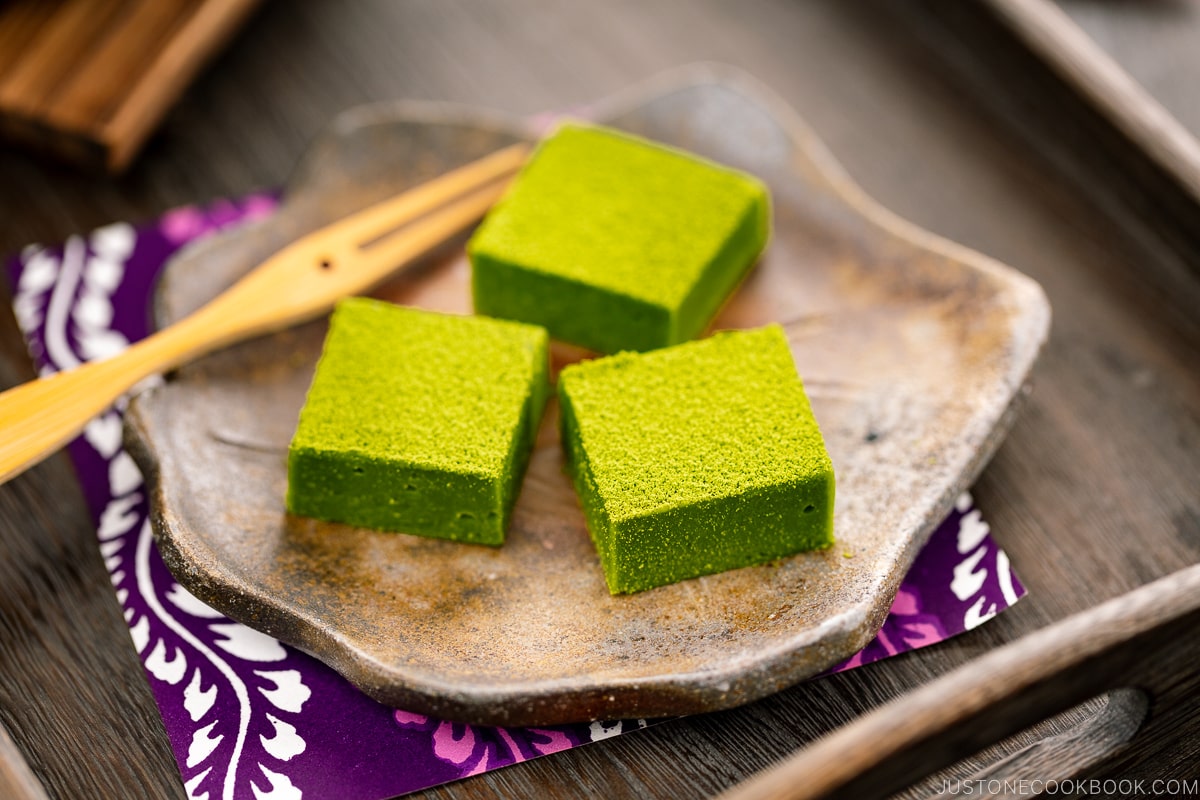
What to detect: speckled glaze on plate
<box><xmin>124</xmin><ymin>64</ymin><xmax>1050</xmax><ymax>726</ymax></box>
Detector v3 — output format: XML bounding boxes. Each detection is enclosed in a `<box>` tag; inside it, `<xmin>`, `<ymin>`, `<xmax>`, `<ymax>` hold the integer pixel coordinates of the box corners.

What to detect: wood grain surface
<box><xmin>0</xmin><ymin>1</ymin><xmax>1197</xmax><ymax>798</ymax></box>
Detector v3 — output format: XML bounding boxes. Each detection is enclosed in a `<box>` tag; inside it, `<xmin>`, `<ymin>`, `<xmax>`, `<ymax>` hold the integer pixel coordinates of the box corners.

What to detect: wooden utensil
<box><xmin>0</xmin><ymin>141</ymin><xmax>529</xmax><ymax>487</ymax></box>
<box><xmin>719</xmin><ymin>561</ymin><xmax>1200</xmax><ymax>799</ymax></box>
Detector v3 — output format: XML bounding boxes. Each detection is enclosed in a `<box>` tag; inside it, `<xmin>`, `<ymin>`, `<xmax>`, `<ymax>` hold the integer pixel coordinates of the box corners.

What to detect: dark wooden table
<box><xmin>2</xmin><ymin>2</ymin><xmax>1198</xmax><ymax>798</ymax></box>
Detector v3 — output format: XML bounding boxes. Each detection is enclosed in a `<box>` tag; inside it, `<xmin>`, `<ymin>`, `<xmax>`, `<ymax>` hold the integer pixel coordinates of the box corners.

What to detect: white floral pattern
<box><xmin>952</xmin><ymin>492</ymin><xmax>1020</xmax><ymax>631</ymax></box>
<box><xmin>11</xmin><ymin>208</ymin><xmax>311</xmax><ymax>800</ymax></box>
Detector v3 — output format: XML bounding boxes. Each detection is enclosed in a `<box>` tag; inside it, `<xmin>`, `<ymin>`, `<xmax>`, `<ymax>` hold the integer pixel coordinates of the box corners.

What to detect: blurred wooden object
<box><xmin>985</xmin><ymin>0</ymin><xmax>1200</xmax><ymax>202</ymax></box>
<box><xmin>0</xmin><ymin>0</ymin><xmax>262</xmax><ymax>172</ymax></box>
<box><xmin>0</xmin><ymin>721</ymin><xmax>48</xmax><ymax>800</ymax></box>
<box><xmin>893</xmin><ymin>0</ymin><xmax>1200</xmax><ymax>345</ymax></box>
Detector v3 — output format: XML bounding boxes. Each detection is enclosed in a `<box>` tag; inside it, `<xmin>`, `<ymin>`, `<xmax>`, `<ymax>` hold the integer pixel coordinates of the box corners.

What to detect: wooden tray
<box><xmin>3</xmin><ymin>2</ymin><xmax>1198</xmax><ymax>793</ymax></box>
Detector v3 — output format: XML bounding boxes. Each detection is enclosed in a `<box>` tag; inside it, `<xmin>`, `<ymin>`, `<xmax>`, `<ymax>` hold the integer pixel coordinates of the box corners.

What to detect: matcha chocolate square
<box><xmin>558</xmin><ymin>324</ymin><xmax>834</xmax><ymax>594</ymax></box>
<box><xmin>287</xmin><ymin>298</ymin><xmax>549</xmax><ymax>544</ymax></box>
<box><xmin>468</xmin><ymin>123</ymin><xmax>770</xmax><ymax>354</ymax></box>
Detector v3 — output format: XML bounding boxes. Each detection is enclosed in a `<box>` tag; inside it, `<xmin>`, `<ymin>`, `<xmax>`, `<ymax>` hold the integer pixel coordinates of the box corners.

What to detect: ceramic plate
<box><xmin>125</xmin><ymin>65</ymin><xmax>1050</xmax><ymax>726</ymax></box>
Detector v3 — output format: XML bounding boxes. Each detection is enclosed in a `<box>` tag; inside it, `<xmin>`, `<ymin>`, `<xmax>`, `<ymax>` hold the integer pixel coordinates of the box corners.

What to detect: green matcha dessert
<box><xmin>468</xmin><ymin>123</ymin><xmax>770</xmax><ymax>354</ymax></box>
<box><xmin>558</xmin><ymin>324</ymin><xmax>834</xmax><ymax>594</ymax></box>
<box><xmin>287</xmin><ymin>298</ymin><xmax>549</xmax><ymax>544</ymax></box>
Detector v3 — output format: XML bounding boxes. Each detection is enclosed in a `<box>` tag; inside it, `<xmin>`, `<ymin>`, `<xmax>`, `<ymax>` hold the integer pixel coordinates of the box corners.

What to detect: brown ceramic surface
<box><xmin>124</xmin><ymin>65</ymin><xmax>1050</xmax><ymax>726</ymax></box>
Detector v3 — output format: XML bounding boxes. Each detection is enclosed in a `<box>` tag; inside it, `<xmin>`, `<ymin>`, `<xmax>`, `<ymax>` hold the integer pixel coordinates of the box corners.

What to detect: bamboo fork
<box><xmin>0</xmin><ymin>141</ymin><xmax>530</xmax><ymax>486</ymax></box>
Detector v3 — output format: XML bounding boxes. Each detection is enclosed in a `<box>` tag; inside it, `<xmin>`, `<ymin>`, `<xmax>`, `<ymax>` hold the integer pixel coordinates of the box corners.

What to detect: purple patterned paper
<box><xmin>4</xmin><ymin>197</ymin><xmax>1024</xmax><ymax>800</ymax></box>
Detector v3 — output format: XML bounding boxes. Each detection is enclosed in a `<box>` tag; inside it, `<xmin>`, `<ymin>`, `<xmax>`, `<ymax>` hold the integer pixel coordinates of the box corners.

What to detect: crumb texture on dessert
<box><xmin>560</xmin><ymin>325</ymin><xmax>830</xmax><ymax>518</ymax></box>
<box><xmin>469</xmin><ymin>123</ymin><xmax>770</xmax><ymax>353</ymax></box>
<box><xmin>559</xmin><ymin>324</ymin><xmax>834</xmax><ymax>593</ymax></box>
<box><xmin>287</xmin><ymin>298</ymin><xmax>549</xmax><ymax>544</ymax></box>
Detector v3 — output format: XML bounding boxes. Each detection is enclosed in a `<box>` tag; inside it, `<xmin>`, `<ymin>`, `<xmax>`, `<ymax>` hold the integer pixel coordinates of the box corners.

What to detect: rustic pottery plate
<box><xmin>125</xmin><ymin>64</ymin><xmax>1050</xmax><ymax>726</ymax></box>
